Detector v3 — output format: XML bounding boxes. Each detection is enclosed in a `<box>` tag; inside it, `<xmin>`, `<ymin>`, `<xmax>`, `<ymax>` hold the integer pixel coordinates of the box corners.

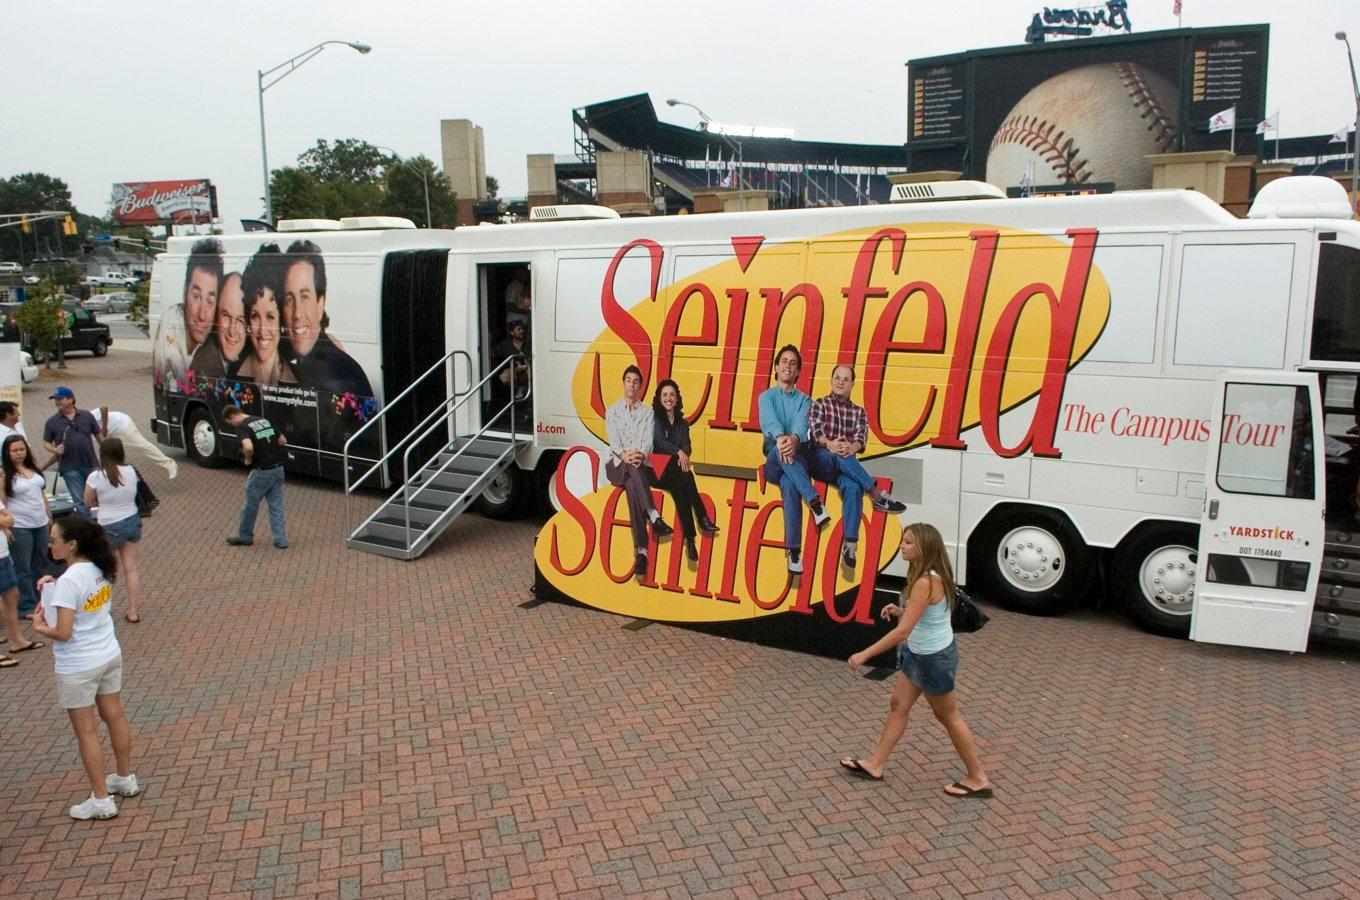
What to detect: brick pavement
<box><xmin>0</xmin><ymin>349</ymin><xmax>1357</xmax><ymax>897</ymax></box>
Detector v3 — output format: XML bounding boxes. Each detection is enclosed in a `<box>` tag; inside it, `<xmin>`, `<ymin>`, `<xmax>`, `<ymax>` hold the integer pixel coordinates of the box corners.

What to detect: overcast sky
<box><xmin>2</xmin><ymin>0</ymin><xmax>1356</xmax><ymax>229</ymax></box>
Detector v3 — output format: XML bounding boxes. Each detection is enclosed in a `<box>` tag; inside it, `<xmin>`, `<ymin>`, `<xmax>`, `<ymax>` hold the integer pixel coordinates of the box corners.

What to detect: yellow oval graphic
<box><xmin>570</xmin><ymin>222</ymin><xmax>1110</xmax><ymax>466</ymax></box>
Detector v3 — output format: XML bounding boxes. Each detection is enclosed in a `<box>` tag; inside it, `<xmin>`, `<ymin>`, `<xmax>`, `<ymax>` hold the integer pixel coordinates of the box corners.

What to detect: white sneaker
<box><xmin>787</xmin><ymin>548</ymin><xmax>804</xmax><ymax>574</ymax></box>
<box><xmin>168</xmin><ymin>462</ymin><xmax>179</xmax><ymax>480</ymax></box>
<box><xmin>70</xmin><ymin>793</ymin><xmax>118</xmax><ymax>820</ymax></box>
<box><xmin>106</xmin><ymin>773</ymin><xmax>140</xmax><ymax>797</ymax></box>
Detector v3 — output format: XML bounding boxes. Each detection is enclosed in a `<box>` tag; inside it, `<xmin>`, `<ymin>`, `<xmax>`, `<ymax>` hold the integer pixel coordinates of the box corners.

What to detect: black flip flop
<box><xmin>944</xmin><ymin>781</ymin><xmax>993</xmax><ymax>799</ymax></box>
<box><xmin>0</xmin><ymin>655</ymin><xmax>16</xmax><ymax>668</ymax></box>
<box><xmin>839</xmin><ymin>758</ymin><xmax>883</xmax><ymax>781</ymax></box>
<box><xmin>10</xmin><ymin>640</ymin><xmax>44</xmax><ymax>653</ymax></box>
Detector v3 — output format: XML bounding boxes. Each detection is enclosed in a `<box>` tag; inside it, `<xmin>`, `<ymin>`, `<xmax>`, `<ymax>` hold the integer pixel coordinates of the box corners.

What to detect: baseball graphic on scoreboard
<box><xmin>985</xmin><ymin>62</ymin><xmax>1178</xmax><ymax>191</ymax></box>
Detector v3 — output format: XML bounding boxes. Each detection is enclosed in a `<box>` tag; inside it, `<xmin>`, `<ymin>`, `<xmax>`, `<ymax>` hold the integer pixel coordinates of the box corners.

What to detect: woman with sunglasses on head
<box><xmin>2</xmin><ymin>434</ymin><xmax>50</xmax><ymax>653</ymax></box>
<box><xmin>31</xmin><ymin>515</ymin><xmax>139</xmax><ymax>819</ymax></box>
<box><xmin>84</xmin><ymin>438</ymin><xmax>144</xmax><ymax>624</ymax></box>
<box><xmin>840</xmin><ymin>522</ymin><xmax>993</xmax><ymax>799</ymax></box>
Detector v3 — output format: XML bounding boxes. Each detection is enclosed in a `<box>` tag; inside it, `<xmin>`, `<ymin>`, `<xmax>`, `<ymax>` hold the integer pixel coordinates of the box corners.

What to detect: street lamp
<box><xmin>258</xmin><ymin>40</ymin><xmax>371</xmax><ymax>223</ymax></box>
<box><xmin>667</xmin><ymin>97</ymin><xmax>746</xmax><ymax>211</ymax></box>
<box><xmin>375</xmin><ymin>145</ymin><xmax>432</xmax><ymax>228</ymax></box>
<box><xmin>1338</xmin><ymin>32</ymin><xmax>1360</xmax><ymax>208</ymax></box>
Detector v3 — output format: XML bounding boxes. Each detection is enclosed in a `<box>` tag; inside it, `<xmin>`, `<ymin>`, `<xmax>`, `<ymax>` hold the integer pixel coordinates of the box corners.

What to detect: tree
<box><xmin>383</xmin><ymin>155</ymin><xmax>458</xmax><ymax>228</ymax></box>
<box><xmin>298</xmin><ymin>138</ymin><xmax>389</xmax><ymax>184</ymax></box>
<box><xmin>128</xmin><ymin>279</ymin><xmax>151</xmax><ymax>335</ymax></box>
<box><xmin>0</xmin><ymin>172</ymin><xmax>78</xmax><ymax>264</ymax></box>
<box><xmin>485</xmin><ymin>175</ymin><xmax>499</xmax><ymax>200</ymax></box>
<box><xmin>14</xmin><ymin>281</ymin><xmax>67</xmax><ymax>366</ymax></box>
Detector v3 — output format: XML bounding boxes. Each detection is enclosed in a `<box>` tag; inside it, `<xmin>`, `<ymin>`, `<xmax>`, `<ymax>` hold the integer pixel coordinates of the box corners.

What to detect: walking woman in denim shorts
<box><xmin>84</xmin><ymin>439</ymin><xmax>144</xmax><ymax>624</ymax></box>
<box><xmin>840</xmin><ymin>523</ymin><xmax>993</xmax><ymax>798</ymax></box>
<box><xmin>30</xmin><ymin>516</ymin><xmax>140</xmax><ymax>819</ymax></box>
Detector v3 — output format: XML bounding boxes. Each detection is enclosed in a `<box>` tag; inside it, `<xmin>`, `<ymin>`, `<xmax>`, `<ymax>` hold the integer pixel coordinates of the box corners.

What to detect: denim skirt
<box><xmin>103</xmin><ymin>513</ymin><xmax>143</xmax><ymax>548</ymax></box>
<box><xmin>898</xmin><ymin>640</ymin><xmax>959</xmax><ymax>695</ymax></box>
<box><xmin>0</xmin><ymin>555</ymin><xmax>16</xmax><ymax>593</ymax></box>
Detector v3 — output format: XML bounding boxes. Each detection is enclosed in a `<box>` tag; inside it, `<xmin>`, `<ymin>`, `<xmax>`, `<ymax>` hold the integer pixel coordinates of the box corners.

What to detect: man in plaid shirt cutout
<box><xmin>808</xmin><ymin>364</ymin><xmax>908</xmax><ymax>568</ymax></box>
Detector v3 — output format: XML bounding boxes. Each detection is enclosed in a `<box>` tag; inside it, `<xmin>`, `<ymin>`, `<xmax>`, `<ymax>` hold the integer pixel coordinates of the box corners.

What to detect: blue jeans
<box><xmin>60</xmin><ymin>467</ymin><xmax>95</xmax><ymax>519</ymax></box>
<box><xmin>764</xmin><ymin>444</ymin><xmax>826</xmax><ymax>550</ymax></box>
<box><xmin>11</xmin><ymin>524</ymin><xmax>50</xmax><ymax>617</ymax></box>
<box><xmin>811</xmin><ymin>446</ymin><xmax>874</xmax><ymax>543</ymax></box>
<box><xmin>237</xmin><ymin>466</ymin><xmax>287</xmax><ymax>547</ymax></box>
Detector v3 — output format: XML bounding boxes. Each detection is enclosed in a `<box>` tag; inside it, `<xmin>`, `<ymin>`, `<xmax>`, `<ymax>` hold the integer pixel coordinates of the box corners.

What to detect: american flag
<box><xmin>1173</xmin><ymin>0</ymin><xmax>1182</xmax><ymax>16</ymax></box>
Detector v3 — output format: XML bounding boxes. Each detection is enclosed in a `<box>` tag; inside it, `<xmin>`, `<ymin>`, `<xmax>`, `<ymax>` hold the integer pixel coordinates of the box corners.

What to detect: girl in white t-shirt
<box><xmin>1</xmin><ymin>434</ymin><xmax>50</xmax><ymax>650</ymax></box>
<box><xmin>84</xmin><ymin>439</ymin><xmax>143</xmax><ymax>623</ymax></box>
<box><xmin>30</xmin><ymin>515</ymin><xmax>139</xmax><ymax>820</ymax></box>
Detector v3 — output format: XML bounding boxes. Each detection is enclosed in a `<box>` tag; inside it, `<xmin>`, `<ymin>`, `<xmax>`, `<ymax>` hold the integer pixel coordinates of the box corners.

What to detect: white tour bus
<box><xmin>150</xmin><ymin>179</ymin><xmax>1360</xmax><ymax>654</ymax></box>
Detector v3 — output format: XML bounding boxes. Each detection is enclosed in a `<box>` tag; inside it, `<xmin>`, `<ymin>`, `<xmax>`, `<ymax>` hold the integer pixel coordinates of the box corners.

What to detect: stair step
<box><xmin>1313</xmin><ymin>580</ymin><xmax>1360</xmax><ymax>615</ymax></box>
<box><xmin>345</xmin><ymin>534</ymin><xmax>414</xmax><ymax>560</ymax></box>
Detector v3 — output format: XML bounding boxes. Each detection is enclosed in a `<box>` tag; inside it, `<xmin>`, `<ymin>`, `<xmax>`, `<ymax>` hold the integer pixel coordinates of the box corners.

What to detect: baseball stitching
<box><xmin>989</xmin><ymin>115</ymin><xmax>1091</xmax><ymax>183</ymax></box>
<box><xmin>1115</xmin><ymin>62</ymin><xmax>1176</xmax><ymax>152</ymax></box>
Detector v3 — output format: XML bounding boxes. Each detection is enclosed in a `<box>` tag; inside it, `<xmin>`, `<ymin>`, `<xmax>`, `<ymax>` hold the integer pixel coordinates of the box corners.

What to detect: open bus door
<box><xmin>1191</xmin><ymin>371</ymin><xmax>1325</xmax><ymax>652</ymax></box>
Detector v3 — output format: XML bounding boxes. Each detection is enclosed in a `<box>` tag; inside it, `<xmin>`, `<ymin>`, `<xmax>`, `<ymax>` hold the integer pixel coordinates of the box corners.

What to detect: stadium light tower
<box><xmin>258</xmin><ymin>40</ymin><xmax>372</xmax><ymax>223</ymax></box>
<box><xmin>1338</xmin><ymin>32</ymin><xmax>1360</xmax><ymax>207</ymax></box>
<box><xmin>667</xmin><ymin>98</ymin><xmax>746</xmax><ymax>211</ymax></box>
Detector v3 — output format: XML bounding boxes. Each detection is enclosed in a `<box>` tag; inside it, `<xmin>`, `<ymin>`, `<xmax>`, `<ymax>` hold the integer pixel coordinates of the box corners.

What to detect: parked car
<box><xmin>8</xmin><ymin>303</ymin><xmax>113</xmax><ymax>363</ymax></box>
<box><xmin>20</xmin><ymin>350</ymin><xmax>37</xmax><ymax>383</ymax></box>
<box><xmin>84</xmin><ymin>273</ymin><xmax>138</xmax><ymax>287</ymax></box>
<box><xmin>0</xmin><ymin>262</ymin><xmax>21</xmax><ymax>274</ymax></box>
<box><xmin>103</xmin><ymin>291</ymin><xmax>135</xmax><ymax>313</ymax></box>
<box><xmin>22</xmin><ymin>275</ymin><xmax>39</xmax><ymax>285</ymax></box>
<box><xmin>81</xmin><ymin>294</ymin><xmax>110</xmax><ymax>312</ymax></box>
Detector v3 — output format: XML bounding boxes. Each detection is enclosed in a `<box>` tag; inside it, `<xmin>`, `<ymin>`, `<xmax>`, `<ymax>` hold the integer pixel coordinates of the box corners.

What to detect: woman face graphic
<box><xmin>659</xmin><ymin>384</ymin><xmax>679</xmax><ymax>414</ymax></box>
<box><xmin>248</xmin><ymin>288</ymin><xmax>282</xmax><ymax>365</ymax></box>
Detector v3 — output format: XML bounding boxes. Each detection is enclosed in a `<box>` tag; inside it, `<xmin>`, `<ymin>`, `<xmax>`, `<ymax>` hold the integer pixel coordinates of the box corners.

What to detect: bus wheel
<box><xmin>476</xmin><ymin>468</ymin><xmax>528</xmax><ymax>520</ymax></box>
<box><xmin>184</xmin><ymin>407</ymin><xmax>224</xmax><ymax>469</ymax></box>
<box><xmin>972</xmin><ymin>507</ymin><xmax>1094</xmax><ymax>615</ymax></box>
<box><xmin>1113</xmin><ymin>523</ymin><xmax>1197</xmax><ymax>638</ymax></box>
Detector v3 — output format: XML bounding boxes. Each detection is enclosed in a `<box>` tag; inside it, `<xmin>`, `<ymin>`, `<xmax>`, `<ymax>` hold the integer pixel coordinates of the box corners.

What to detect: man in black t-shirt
<box><xmin>222</xmin><ymin>405</ymin><xmax>289</xmax><ymax>549</ymax></box>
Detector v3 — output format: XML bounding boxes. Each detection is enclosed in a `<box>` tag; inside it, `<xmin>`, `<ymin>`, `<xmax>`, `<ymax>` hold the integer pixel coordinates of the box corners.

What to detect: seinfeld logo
<box><xmin>83</xmin><ymin>584</ymin><xmax>111</xmax><ymax>613</ymax></box>
<box><xmin>570</xmin><ymin>224</ymin><xmax>1110</xmax><ymax>465</ymax></box>
<box><xmin>534</xmin><ymin>447</ymin><xmax>903</xmax><ymax>624</ymax></box>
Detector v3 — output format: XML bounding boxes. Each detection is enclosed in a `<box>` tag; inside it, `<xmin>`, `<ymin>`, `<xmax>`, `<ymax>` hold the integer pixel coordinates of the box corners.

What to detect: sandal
<box><xmin>0</xmin><ymin>655</ymin><xmax>16</xmax><ymax>668</ymax></box>
<box><xmin>838</xmin><ymin>758</ymin><xmax>883</xmax><ymax>781</ymax></box>
<box><xmin>10</xmin><ymin>640</ymin><xmax>45</xmax><ymax>653</ymax></box>
<box><xmin>943</xmin><ymin>781</ymin><xmax>993</xmax><ymax>799</ymax></box>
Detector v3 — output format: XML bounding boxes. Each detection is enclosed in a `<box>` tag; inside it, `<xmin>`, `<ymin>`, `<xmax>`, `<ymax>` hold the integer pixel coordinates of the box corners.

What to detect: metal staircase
<box><xmin>343</xmin><ymin>351</ymin><xmax>531</xmax><ymax>560</ymax></box>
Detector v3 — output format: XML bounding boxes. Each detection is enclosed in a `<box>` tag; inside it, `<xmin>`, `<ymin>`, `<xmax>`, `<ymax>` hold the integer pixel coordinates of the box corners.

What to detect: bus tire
<box><xmin>1113</xmin><ymin>523</ymin><xmax>1198</xmax><ymax>638</ymax></box>
<box><xmin>184</xmin><ymin>406</ymin><xmax>225</xmax><ymax>469</ymax></box>
<box><xmin>476</xmin><ymin>467</ymin><xmax>529</xmax><ymax>520</ymax></box>
<box><xmin>971</xmin><ymin>506</ymin><xmax>1094</xmax><ymax>615</ymax></box>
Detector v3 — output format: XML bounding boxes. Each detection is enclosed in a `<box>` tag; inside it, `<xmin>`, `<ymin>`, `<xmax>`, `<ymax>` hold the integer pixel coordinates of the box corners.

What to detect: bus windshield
<box><xmin>1310</xmin><ymin>242</ymin><xmax>1360</xmax><ymax>363</ymax></box>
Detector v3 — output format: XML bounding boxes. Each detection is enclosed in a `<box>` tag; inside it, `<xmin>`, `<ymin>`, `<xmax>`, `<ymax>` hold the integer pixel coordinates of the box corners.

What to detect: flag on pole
<box><xmin>1020</xmin><ymin>160</ymin><xmax>1035</xmax><ymax>198</ymax></box>
<box><xmin>1255</xmin><ymin>112</ymin><xmax>1278</xmax><ymax>135</ymax></box>
<box><xmin>1208</xmin><ymin>106</ymin><xmax>1236</xmax><ymax>133</ymax></box>
<box><xmin>1173</xmin><ymin>0</ymin><xmax>1182</xmax><ymax>17</ymax></box>
<box><xmin>1331</xmin><ymin>124</ymin><xmax>1354</xmax><ymax>143</ymax></box>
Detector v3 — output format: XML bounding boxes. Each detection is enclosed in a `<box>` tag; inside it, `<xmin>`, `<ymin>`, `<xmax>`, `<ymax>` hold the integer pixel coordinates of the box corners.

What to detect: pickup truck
<box><xmin>83</xmin><ymin>273</ymin><xmax>138</xmax><ymax>287</ymax></box>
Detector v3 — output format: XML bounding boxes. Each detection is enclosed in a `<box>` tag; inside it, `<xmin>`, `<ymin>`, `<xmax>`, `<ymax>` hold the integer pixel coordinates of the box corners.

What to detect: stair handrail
<box><xmin>343</xmin><ymin>348</ymin><xmax>473</xmax><ymax>532</ymax></box>
<box><xmin>396</xmin><ymin>354</ymin><xmax>531</xmax><ymax>549</ymax></box>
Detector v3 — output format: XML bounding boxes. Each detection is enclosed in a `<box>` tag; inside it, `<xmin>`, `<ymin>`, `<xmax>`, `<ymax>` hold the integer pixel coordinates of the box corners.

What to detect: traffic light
<box><xmin>20</xmin><ymin>216</ymin><xmax>29</xmax><ymax>234</ymax></box>
<box><xmin>62</xmin><ymin>215</ymin><xmax>77</xmax><ymax>236</ymax></box>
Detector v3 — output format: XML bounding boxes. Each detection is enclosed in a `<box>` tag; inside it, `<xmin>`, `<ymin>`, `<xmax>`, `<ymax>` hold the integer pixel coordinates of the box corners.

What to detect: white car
<box><xmin>103</xmin><ymin>291</ymin><xmax>135</xmax><ymax>313</ymax></box>
<box><xmin>20</xmin><ymin>351</ymin><xmax>38</xmax><ymax>383</ymax></box>
<box><xmin>84</xmin><ymin>273</ymin><xmax>137</xmax><ymax>287</ymax></box>
<box><xmin>22</xmin><ymin>275</ymin><xmax>39</xmax><ymax>285</ymax></box>
<box><xmin>0</xmin><ymin>262</ymin><xmax>21</xmax><ymax>274</ymax></box>
<box><xmin>81</xmin><ymin>295</ymin><xmax>110</xmax><ymax>312</ymax></box>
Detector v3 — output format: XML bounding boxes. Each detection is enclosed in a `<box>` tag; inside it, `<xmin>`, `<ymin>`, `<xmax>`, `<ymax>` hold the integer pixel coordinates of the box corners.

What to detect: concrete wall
<box><xmin>526</xmin><ymin>153</ymin><xmax>558</xmax><ymax>211</ymax></box>
<box><xmin>441</xmin><ymin>119</ymin><xmax>486</xmax><ymax>226</ymax></box>
<box><xmin>1148</xmin><ymin>150</ymin><xmax>1235</xmax><ymax>203</ymax></box>
<box><xmin>596</xmin><ymin>150</ymin><xmax>652</xmax><ymax>210</ymax></box>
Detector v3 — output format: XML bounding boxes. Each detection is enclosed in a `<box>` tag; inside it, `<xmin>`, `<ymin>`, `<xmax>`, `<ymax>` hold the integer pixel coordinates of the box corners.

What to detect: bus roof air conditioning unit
<box><xmin>277</xmin><ymin>219</ymin><xmax>343</xmax><ymax>232</ymax></box>
<box><xmin>1248</xmin><ymin>176</ymin><xmax>1355</xmax><ymax>220</ymax></box>
<box><xmin>338</xmin><ymin>216</ymin><xmax>418</xmax><ymax>230</ymax></box>
<box><xmin>529</xmin><ymin>205</ymin><xmax>621</xmax><ymax>222</ymax></box>
<box><xmin>889</xmin><ymin>180</ymin><xmax>1006</xmax><ymax>203</ymax></box>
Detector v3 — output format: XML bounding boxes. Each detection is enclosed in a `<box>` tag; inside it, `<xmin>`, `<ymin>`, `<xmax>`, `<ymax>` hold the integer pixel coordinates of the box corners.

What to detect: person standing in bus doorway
<box><xmin>605</xmin><ymin>365</ymin><xmax>672</xmax><ymax>577</ymax></box>
<box><xmin>758</xmin><ymin>345</ymin><xmax>830</xmax><ymax>574</ymax></box>
<box><xmin>152</xmin><ymin>237</ymin><xmax>222</xmax><ymax>389</ymax></box>
<box><xmin>492</xmin><ymin>318</ymin><xmax>531</xmax><ymax>421</ymax></box>
<box><xmin>279</xmin><ymin>240</ymin><xmax>373</xmax><ymax>398</ymax></box>
<box><xmin>190</xmin><ymin>271</ymin><xmax>248</xmax><ymax>380</ymax></box>
<box><xmin>840</xmin><ymin>522</ymin><xmax>993</xmax><ymax>799</ymax></box>
<box><xmin>222</xmin><ymin>405</ymin><xmax>289</xmax><ymax>549</ymax></box>
<box><xmin>42</xmin><ymin>387</ymin><xmax>100</xmax><ymax>519</ymax></box>
<box><xmin>809</xmin><ymin>364</ymin><xmax>908</xmax><ymax>568</ymax></box>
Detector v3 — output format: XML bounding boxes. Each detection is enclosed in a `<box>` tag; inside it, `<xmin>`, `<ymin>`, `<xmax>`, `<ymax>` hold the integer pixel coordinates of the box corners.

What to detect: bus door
<box><xmin>1191</xmin><ymin>371</ymin><xmax>1325</xmax><ymax>652</ymax></box>
<box><xmin>474</xmin><ymin>260</ymin><xmax>533</xmax><ymax>434</ymax></box>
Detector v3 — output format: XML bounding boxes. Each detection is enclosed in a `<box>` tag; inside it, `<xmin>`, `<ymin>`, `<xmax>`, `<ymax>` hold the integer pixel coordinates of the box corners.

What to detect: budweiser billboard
<box><xmin>111</xmin><ymin>179</ymin><xmax>218</xmax><ymax>226</ymax></box>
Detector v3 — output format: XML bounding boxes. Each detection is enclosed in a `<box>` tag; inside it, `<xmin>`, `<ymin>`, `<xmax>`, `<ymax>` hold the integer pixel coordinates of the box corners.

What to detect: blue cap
<box><xmin>49</xmin><ymin>386</ymin><xmax>74</xmax><ymax>399</ymax></box>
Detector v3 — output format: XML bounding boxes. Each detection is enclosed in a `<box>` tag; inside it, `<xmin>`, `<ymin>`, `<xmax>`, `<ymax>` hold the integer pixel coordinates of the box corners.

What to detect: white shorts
<box><xmin>55</xmin><ymin>655</ymin><xmax>123</xmax><ymax>709</ymax></box>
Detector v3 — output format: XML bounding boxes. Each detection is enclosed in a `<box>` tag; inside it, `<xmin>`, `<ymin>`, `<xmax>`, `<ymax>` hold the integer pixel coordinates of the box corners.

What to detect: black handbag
<box><xmin>951</xmin><ymin>587</ymin><xmax>989</xmax><ymax>633</ymax></box>
<box><xmin>133</xmin><ymin>468</ymin><xmax>160</xmax><ymax>518</ymax></box>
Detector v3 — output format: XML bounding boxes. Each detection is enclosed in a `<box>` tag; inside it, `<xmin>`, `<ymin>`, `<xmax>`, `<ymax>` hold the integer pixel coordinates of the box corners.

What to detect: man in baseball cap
<box><xmin>42</xmin><ymin>387</ymin><xmax>100</xmax><ymax>519</ymax></box>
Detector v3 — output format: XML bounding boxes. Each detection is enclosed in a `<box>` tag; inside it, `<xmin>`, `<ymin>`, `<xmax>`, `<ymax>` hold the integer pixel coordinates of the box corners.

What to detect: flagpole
<box><xmin>1275</xmin><ymin>113</ymin><xmax>1280</xmax><ymax>162</ymax></box>
<box><xmin>1230</xmin><ymin>105</ymin><xmax>1236</xmax><ymax>155</ymax></box>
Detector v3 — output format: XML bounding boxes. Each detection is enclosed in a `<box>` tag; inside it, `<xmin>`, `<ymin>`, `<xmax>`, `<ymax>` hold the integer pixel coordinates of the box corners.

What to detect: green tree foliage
<box><xmin>0</xmin><ymin>173</ymin><xmax>78</xmax><ymax>264</ymax></box>
<box><xmin>128</xmin><ymin>279</ymin><xmax>151</xmax><ymax>335</ymax></box>
<box><xmin>269</xmin><ymin>139</ymin><xmax>458</xmax><ymax>226</ymax></box>
<box><xmin>485</xmin><ymin>175</ymin><xmax>499</xmax><ymax>200</ymax></box>
<box><xmin>14</xmin><ymin>281</ymin><xmax>68</xmax><ymax>366</ymax></box>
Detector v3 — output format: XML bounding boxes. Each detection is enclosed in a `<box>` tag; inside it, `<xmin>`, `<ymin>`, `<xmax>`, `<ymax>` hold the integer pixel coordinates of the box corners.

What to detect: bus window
<box><xmin>1309</xmin><ymin>243</ymin><xmax>1360</xmax><ymax>363</ymax></box>
<box><xmin>1174</xmin><ymin>243</ymin><xmax>1293</xmax><ymax>368</ymax></box>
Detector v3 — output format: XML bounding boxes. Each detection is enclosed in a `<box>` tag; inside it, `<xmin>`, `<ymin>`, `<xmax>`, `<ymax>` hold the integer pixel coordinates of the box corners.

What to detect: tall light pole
<box><xmin>667</xmin><ymin>98</ymin><xmax>745</xmax><ymax>211</ymax></box>
<box><xmin>375</xmin><ymin>145</ymin><xmax>432</xmax><ymax>228</ymax></box>
<box><xmin>1339</xmin><ymin>32</ymin><xmax>1360</xmax><ymax>209</ymax></box>
<box><xmin>258</xmin><ymin>40</ymin><xmax>371</xmax><ymax>224</ymax></box>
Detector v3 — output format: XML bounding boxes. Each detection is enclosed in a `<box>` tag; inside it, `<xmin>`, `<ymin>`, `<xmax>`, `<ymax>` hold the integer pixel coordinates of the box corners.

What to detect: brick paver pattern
<box><xmin>0</xmin><ymin>351</ymin><xmax>1357</xmax><ymax>897</ymax></box>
